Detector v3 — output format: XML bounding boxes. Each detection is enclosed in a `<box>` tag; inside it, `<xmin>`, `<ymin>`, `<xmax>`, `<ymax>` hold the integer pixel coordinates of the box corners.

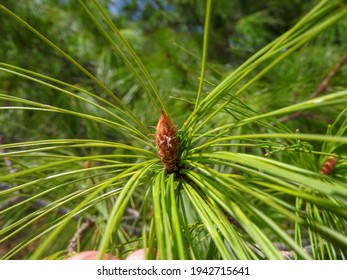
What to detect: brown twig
<box><xmin>66</xmin><ymin>217</ymin><xmax>96</xmax><ymax>256</ymax></box>
<box><xmin>279</xmin><ymin>51</ymin><xmax>347</xmax><ymax>123</ymax></box>
<box><xmin>309</xmin><ymin>52</ymin><xmax>347</xmax><ymax>99</ymax></box>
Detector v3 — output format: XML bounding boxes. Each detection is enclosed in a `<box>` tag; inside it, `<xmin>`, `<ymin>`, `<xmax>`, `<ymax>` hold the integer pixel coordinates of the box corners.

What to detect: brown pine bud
<box><xmin>155</xmin><ymin>111</ymin><xmax>179</xmax><ymax>173</ymax></box>
<box><xmin>320</xmin><ymin>156</ymin><xmax>337</xmax><ymax>175</ymax></box>
<box><xmin>83</xmin><ymin>160</ymin><xmax>91</xmax><ymax>169</ymax></box>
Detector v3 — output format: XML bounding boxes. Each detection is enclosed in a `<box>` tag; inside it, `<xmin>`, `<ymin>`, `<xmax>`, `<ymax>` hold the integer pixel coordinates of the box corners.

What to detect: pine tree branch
<box><xmin>279</xmin><ymin>51</ymin><xmax>347</xmax><ymax>123</ymax></box>
<box><xmin>309</xmin><ymin>52</ymin><xmax>347</xmax><ymax>100</ymax></box>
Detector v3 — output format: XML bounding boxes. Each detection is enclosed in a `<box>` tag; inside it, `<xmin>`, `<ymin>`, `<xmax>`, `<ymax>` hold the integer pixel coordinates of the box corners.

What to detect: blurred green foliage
<box><xmin>3</xmin><ymin>0</ymin><xmax>343</xmax><ymax>141</ymax></box>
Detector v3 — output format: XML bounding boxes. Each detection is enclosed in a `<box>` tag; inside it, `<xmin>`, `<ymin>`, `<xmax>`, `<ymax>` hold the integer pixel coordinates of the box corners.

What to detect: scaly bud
<box><xmin>155</xmin><ymin>111</ymin><xmax>179</xmax><ymax>173</ymax></box>
<box><xmin>320</xmin><ymin>156</ymin><xmax>337</xmax><ymax>175</ymax></box>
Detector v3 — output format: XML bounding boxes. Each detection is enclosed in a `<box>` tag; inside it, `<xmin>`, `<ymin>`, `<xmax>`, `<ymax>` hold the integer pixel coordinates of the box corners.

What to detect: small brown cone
<box><xmin>320</xmin><ymin>156</ymin><xmax>337</xmax><ymax>175</ymax></box>
<box><xmin>155</xmin><ymin>111</ymin><xmax>179</xmax><ymax>173</ymax></box>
